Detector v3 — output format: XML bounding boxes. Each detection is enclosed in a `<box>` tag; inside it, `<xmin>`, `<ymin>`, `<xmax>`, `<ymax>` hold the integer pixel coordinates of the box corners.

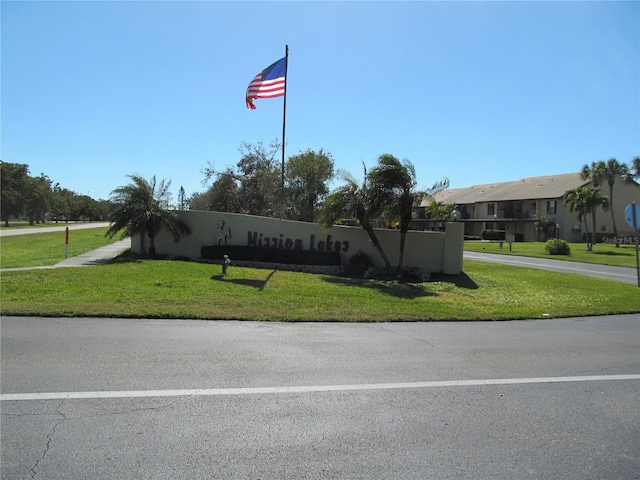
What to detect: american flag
<box><xmin>246</xmin><ymin>56</ymin><xmax>286</xmax><ymax>110</ymax></box>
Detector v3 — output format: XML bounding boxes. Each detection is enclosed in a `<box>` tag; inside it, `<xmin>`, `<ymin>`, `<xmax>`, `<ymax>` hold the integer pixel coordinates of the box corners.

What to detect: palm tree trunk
<box><xmin>148</xmin><ymin>234</ymin><xmax>156</xmax><ymax>258</ymax></box>
<box><xmin>398</xmin><ymin>214</ymin><xmax>412</xmax><ymax>272</ymax></box>
<box><xmin>398</xmin><ymin>231</ymin><xmax>407</xmax><ymax>271</ymax></box>
<box><xmin>147</xmin><ymin>220</ymin><xmax>156</xmax><ymax>258</ymax></box>
<box><xmin>362</xmin><ymin>221</ymin><xmax>392</xmax><ymax>275</ymax></box>
<box><xmin>608</xmin><ymin>182</ymin><xmax>619</xmax><ymax>247</ymax></box>
<box><xmin>583</xmin><ymin>217</ymin><xmax>591</xmax><ymax>251</ymax></box>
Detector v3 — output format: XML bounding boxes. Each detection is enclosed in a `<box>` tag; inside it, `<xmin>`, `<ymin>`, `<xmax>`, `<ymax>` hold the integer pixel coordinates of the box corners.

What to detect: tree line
<box><xmin>0</xmin><ymin>161</ymin><xmax>110</xmax><ymax>226</ymax></box>
<box><xmin>191</xmin><ymin>141</ymin><xmax>335</xmax><ymax>222</ymax></box>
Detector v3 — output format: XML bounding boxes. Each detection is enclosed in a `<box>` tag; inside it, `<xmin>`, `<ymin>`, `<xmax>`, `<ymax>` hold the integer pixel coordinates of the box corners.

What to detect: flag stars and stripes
<box><xmin>246</xmin><ymin>56</ymin><xmax>287</xmax><ymax>110</ymax></box>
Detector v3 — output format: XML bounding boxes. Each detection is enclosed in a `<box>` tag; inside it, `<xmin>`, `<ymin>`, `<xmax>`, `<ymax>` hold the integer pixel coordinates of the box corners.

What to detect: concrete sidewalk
<box><xmin>55</xmin><ymin>238</ymin><xmax>131</xmax><ymax>267</ymax></box>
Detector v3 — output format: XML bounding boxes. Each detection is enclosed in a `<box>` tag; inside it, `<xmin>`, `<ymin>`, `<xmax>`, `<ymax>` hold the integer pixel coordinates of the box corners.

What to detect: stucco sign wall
<box><xmin>132</xmin><ymin>210</ymin><xmax>464</xmax><ymax>275</ymax></box>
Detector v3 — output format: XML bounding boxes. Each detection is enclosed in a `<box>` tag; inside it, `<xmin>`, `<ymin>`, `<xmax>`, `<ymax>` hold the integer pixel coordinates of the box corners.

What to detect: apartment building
<box><xmin>418</xmin><ymin>172</ymin><xmax>639</xmax><ymax>242</ymax></box>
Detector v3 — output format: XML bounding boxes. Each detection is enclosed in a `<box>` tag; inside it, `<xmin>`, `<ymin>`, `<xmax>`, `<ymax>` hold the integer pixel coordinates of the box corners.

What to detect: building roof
<box><xmin>428</xmin><ymin>172</ymin><xmax>589</xmax><ymax>206</ymax></box>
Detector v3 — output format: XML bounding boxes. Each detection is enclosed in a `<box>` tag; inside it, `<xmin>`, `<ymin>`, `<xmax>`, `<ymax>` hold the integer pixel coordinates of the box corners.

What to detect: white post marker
<box><xmin>624</xmin><ymin>202</ymin><xmax>639</xmax><ymax>288</ymax></box>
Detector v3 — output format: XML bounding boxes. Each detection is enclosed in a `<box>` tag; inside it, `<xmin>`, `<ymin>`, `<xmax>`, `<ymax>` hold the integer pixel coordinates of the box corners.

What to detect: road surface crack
<box><xmin>29</xmin><ymin>399</ymin><xmax>66</xmax><ymax>479</ymax></box>
<box><xmin>373</xmin><ymin>324</ymin><xmax>442</xmax><ymax>350</ymax></box>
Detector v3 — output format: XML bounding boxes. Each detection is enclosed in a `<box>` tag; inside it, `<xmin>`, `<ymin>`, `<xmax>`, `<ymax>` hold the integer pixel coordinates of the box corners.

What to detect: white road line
<box><xmin>1</xmin><ymin>374</ymin><xmax>638</xmax><ymax>402</ymax></box>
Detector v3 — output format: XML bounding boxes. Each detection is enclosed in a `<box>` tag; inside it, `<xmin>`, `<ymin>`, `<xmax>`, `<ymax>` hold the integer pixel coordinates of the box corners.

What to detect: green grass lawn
<box><xmin>464</xmin><ymin>240</ymin><xmax>639</xmax><ymax>268</ymax></box>
<box><xmin>1</xmin><ymin>259</ymin><xmax>638</xmax><ymax>321</ymax></box>
<box><xmin>1</xmin><ymin>230</ymin><xmax>638</xmax><ymax>321</ymax></box>
<box><xmin>0</xmin><ymin>227</ymin><xmax>117</xmax><ymax>268</ymax></box>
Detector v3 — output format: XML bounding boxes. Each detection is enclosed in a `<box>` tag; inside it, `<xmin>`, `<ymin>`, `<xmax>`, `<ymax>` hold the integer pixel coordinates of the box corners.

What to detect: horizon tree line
<box><xmin>0</xmin><ymin>161</ymin><xmax>108</xmax><ymax>227</ymax></box>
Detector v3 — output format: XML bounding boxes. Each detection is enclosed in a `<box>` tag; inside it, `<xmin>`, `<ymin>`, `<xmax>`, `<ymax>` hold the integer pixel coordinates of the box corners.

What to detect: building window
<box><xmin>547</xmin><ymin>200</ymin><xmax>557</xmax><ymax>215</ymax></box>
<box><xmin>487</xmin><ymin>203</ymin><xmax>495</xmax><ymax>216</ymax></box>
<box><xmin>571</xmin><ymin>224</ymin><xmax>582</xmax><ymax>233</ymax></box>
<box><xmin>601</xmin><ymin>225</ymin><xmax>607</xmax><ymax>232</ymax></box>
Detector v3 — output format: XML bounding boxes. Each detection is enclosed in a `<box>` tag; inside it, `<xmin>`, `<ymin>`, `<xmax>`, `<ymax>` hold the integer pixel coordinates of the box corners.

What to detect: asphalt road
<box><xmin>2</xmin><ymin>315</ymin><xmax>638</xmax><ymax>479</ymax></box>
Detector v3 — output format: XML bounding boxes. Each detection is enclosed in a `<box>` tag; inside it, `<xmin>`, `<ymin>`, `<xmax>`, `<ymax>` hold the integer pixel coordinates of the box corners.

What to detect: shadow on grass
<box><xmin>590</xmin><ymin>250</ymin><xmax>634</xmax><ymax>257</ymax></box>
<box><xmin>109</xmin><ymin>250</ymin><xmax>145</xmax><ymax>264</ymax></box>
<box><xmin>211</xmin><ymin>269</ymin><xmax>277</xmax><ymax>291</ymax></box>
<box><xmin>321</xmin><ymin>276</ymin><xmax>437</xmax><ymax>299</ymax></box>
<box><xmin>430</xmin><ymin>272</ymin><xmax>479</xmax><ymax>290</ymax></box>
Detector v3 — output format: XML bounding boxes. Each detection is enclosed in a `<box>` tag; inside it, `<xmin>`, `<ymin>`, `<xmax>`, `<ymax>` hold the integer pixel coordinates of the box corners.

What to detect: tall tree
<box><xmin>202</xmin><ymin>140</ymin><xmax>281</xmax><ymax>217</ymax></box>
<box><xmin>74</xmin><ymin>195</ymin><xmax>101</xmax><ymax>222</ymax></box>
<box><xmin>190</xmin><ymin>168</ymin><xmax>241</xmax><ymax>212</ymax></box>
<box><xmin>177</xmin><ymin>186</ymin><xmax>187</xmax><ymax>210</ymax></box>
<box><xmin>187</xmin><ymin>191</ymin><xmax>211</xmax><ymax>211</ymax></box>
<box><xmin>368</xmin><ymin>154</ymin><xmax>449</xmax><ymax>271</ymax></box>
<box><xmin>0</xmin><ymin>161</ymin><xmax>30</xmax><ymax>226</ymax></box>
<box><xmin>580</xmin><ymin>158</ymin><xmax>630</xmax><ymax>246</ymax></box>
<box><xmin>318</xmin><ymin>166</ymin><xmax>393</xmax><ymax>274</ymax></box>
<box><xmin>284</xmin><ymin>149</ymin><xmax>334</xmax><ymax>222</ymax></box>
<box><xmin>106</xmin><ymin>174</ymin><xmax>191</xmax><ymax>258</ymax></box>
<box><xmin>25</xmin><ymin>174</ymin><xmax>52</xmax><ymax>225</ymax></box>
<box><xmin>236</xmin><ymin>141</ymin><xmax>281</xmax><ymax>217</ymax></box>
<box><xmin>50</xmin><ymin>185</ymin><xmax>77</xmax><ymax>223</ymax></box>
<box><xmin>207</xmin><ymin>168</ymin><xmax>241</xmax><ymax>213</ymax></box>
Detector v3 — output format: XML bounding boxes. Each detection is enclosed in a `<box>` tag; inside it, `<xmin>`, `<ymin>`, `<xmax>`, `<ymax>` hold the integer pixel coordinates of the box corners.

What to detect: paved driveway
<box><xmin>465</xmin><ymin>251</ymin><xmax>638</xmax><ymax>284</ymax></box>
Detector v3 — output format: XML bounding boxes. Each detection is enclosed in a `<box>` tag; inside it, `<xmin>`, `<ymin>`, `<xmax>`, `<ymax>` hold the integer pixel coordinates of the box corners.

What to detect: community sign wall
<box><xmin>132</xmin><ymin>210</ymin><xmax>465</xmax><ymax>275</ymax></box>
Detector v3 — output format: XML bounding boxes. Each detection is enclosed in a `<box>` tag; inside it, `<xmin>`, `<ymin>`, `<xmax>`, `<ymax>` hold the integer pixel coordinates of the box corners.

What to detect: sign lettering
<box><xmin>247</xmin><ymin>231</ymin><xmax>349</xmax><ymax>252</ymax></box>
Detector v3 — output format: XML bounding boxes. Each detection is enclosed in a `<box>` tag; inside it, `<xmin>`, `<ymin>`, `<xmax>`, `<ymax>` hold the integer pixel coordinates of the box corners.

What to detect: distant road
<box><xmin>0</xmin><ymin>222</ymin><xmax>110</xmax><ymax>237</ymax></box>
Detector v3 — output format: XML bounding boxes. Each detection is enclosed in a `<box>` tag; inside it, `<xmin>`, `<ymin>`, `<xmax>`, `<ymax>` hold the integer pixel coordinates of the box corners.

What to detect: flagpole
<box><xmin>281</xmin><ymin>45</ymin><xmax>289</xmax><ymax>219</ymax></box>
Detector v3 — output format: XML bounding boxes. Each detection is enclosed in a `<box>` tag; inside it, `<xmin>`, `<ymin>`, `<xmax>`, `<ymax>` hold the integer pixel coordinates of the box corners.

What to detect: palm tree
<box><xmin>423</xmin><ymin>199</ymin><xmax>455</xmax><ymax>226</ymax></box>
<box><xmin>318</xmin><ymin>166</ymin><xmax>393</xmax><ymax>274</ymax></box>
<box><xmin>583</xmin><ymin>187</ymin><xmax>609</xmax><ymax>249</ymax></box>
<box><xmin>106</xmin><ymin>174</ymin><xmax>191</xmax><ymax>258</ymax></box>
<box><xmin>564</xmin><ymin>188</ymin><xmax>590</xmax><ymax>248</ymax></box>
<box><xmin>580</xmin><ymin>159</ymin><xmax>630</xmax><ymax>246</ymax></box>
<box><xmin>368</xmin><ymin>154</ymin><xmax>449</xmax><ymax>271</ymax></box>
<box><xmin>564</xmin><ymin>187</ymin><xmax>608</xmax><ymax>251</ymax></box>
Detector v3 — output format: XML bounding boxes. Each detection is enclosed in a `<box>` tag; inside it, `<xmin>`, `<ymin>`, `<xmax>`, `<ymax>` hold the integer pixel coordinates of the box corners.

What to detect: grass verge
<box><xmin>1</xmin><ymin>259</ymin><xmax>637</xmax><ymax>321</ymax></box>
<box><xmin>465</xmin><ymin>241</ymin><xmax>639</xmax><ymax>268</ymax></box>
<box><xmin>0</xmin><ymin>227</ymin><xmax>116</xmax><ymax>268</ymax></box>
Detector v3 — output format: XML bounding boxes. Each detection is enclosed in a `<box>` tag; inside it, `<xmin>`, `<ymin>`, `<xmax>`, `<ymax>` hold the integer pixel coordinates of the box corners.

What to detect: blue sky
<box><xmin>2</xmin><ymin>1</ymin><xmax>639</xmax><ymax>202</ymax></box>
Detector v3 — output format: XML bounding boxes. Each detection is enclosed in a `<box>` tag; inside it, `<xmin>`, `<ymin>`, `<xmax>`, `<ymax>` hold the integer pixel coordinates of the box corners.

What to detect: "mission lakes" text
<box><xmin>247</xmin><ymin>231</ymin><xmax>350</xmax><ymax>252</ymax></box>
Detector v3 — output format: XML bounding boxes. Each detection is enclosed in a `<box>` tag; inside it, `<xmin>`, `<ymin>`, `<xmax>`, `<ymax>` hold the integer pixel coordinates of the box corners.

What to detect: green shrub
<box><xmin>545</xmin><ymin>239</ymin><xmax>571</xmax><ymax>255</ymax></box>
<box><xmin>481</xmin><ymin>229</ymin><xmax>505</xmax><ymax>241</ymax></box>
<box><xmin>344</xmin><ymin>251</ymin><xmax>372</xmax><ymax>277</ymax></box>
